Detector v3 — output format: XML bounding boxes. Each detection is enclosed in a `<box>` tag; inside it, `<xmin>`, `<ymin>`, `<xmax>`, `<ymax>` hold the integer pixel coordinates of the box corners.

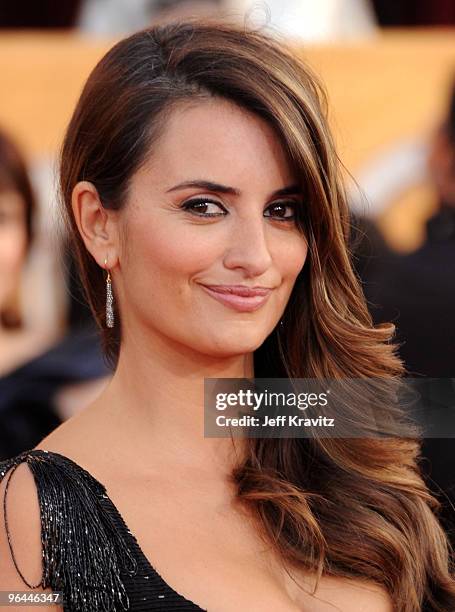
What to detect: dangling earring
<box><xmin>105</xmin><ymin>257</ymin><xmax>114</xmax><ymax>328</ymax></box>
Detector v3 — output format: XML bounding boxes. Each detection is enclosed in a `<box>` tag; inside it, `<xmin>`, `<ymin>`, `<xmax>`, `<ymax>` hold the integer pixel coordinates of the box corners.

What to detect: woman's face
<box><xmin>0</xmin><ymin>189</ymin><xmax>27</xmax><ymax>316</ymax></box>
<box><xmin>115</xmin><ymin>98</ymin><xmax>308</xmax><ymax>356</ymax></box>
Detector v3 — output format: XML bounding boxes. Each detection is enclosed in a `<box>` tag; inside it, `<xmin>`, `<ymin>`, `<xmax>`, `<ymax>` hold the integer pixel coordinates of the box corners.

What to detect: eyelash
<box><xmin>180</xmin><ymin>197</ymin><xmax>298</xmax><ymax>222</ymax></box>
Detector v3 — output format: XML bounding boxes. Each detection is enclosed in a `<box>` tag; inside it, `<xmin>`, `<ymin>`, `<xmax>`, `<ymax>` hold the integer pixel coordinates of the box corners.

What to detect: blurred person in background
<box><xmin>361</xmin><ymin>79</ymin><xmax>455</xmax><ymax>546</ymax></box>
<box><xmin>0</xmin><ymin>128</ymin><xmax>61</xmax><ymax>456</ymax></box>
<box><xmin>0</xmin><ymin>128</ymin><xmax>44</xmax><ymax>374</ymax></box>
<box><xmin>349</xmin><ymin>210</ymin><xmax>393</xmax><ymax>282</ymax></box>
<box><xmin>0</xmin><ymin>128</ymin><xmax>111</xmax><ymax>460</ymax></box>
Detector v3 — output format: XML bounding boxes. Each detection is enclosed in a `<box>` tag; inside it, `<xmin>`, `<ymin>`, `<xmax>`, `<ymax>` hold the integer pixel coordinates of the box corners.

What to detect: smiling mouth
<box><xmin>200</xmin><ymin>284</ymin><xmax>272</xmax><ymax>312</ymax></box>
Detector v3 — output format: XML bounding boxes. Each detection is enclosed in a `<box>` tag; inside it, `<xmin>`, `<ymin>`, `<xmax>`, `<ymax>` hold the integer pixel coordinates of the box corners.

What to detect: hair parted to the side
<box><xmin>58</xmin><ymin>18</ymin><xmax>455</xmax><ymax>610</ymax></box>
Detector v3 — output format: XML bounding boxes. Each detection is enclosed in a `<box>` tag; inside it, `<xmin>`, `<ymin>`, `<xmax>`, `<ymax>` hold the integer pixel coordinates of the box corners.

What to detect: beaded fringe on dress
<box><xmin>0</xmin><ymin>449</ymin><xmax>138</xmax><ymax>611</ymax></box>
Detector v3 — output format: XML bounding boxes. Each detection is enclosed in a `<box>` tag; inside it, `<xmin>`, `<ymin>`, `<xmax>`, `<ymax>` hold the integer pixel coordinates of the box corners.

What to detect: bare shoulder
<box><xmin>35</xmin><ymin>396</ymin><xmax>111</xmax><ymax>465</ymax></box>
<box><xmin>0</xmin><ymin>444</ymin><xmax>135</xmax><ymax>612</ymax></box>
<box><xmin>0</xmin><ymin>461</ymin><xmax>63</xmax><ymax>612</ymax></box>
<box><xmin>323</xmin><ymin>578</ymin><xmax>393</xmax><ymax>612</ymax></box>
<box><xmin>295</xmin><ymin>572</ymin><xmax>393</xmax><ymax>612</ymax></box>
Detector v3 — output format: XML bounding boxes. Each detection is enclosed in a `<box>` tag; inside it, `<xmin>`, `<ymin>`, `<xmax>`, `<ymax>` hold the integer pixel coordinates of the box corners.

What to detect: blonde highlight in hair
<box><xmin>58</xmin><ymin>18</ymin><xmax>455</xmax><ymax>610</ymax></box>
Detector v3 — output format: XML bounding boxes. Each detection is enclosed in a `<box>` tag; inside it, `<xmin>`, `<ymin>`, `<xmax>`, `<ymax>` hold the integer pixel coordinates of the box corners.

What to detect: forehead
<box><xmin>138</xmin><ymin>97</ymin><xmax>296</xmax><ymax>188</ymax></box>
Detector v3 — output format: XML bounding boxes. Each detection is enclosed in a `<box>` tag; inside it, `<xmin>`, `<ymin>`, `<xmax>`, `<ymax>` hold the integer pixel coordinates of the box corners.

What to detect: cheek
<box><xmin>0</xmin><ymin>226</ymin><xmax>26</xmax><ymax>275</ymax></box>
<box><xmin>134</xmin><ymin>213</ymin><xmax>222</xmax><ymax>275</ymax></box>
<box><xmin>278</xmin><ymin>235</ymin><xmax>308</xmax><ymax>282</ymax></box>
<box><xmin>0</xmin><ymin>226</ymin><xmax>26</xmax><ymax>307</ymax></box>
<box><xmin>121</xmin><ymin>212</ymin><xmax>308</xmax><ymax>319</ymax></box>
<box><xmin>123</xmin><ymin>218</ymin><xmax>217</xmax><ymax>309</ymax></box>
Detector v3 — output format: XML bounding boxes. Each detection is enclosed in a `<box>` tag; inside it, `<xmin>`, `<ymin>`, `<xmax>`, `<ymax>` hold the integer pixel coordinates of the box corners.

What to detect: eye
<box><xmin>180</xmin><ymin>198</ymin><xmax>227</xmax><ymax>217</ymax></box>
<box><xmin>264</xmin><ymin>201</ymin><xmax>297</xmax><ymax>222</ymax></box>
<box><xmin>180</xmin><ymin>198</ymin><xmax>298</xmax><ymax>221</ymax></box>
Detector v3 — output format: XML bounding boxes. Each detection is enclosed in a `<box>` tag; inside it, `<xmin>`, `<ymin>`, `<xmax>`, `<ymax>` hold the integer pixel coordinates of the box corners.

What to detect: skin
<box><xmin>0</xmin><ymin>188</ymin><xmax>36</xmax><ymax>376</ymax></box>
<box><xmin>0</xmin><ymin>189</ymin><xmax>27</xmax><ymax>328</ymax></box>
<box><xmin>0</xmin><ymin>97</ymin><xmax>392</xmax><ymax>610</ymax></box>
<box><xmin>65</xmin><ymin>96</ymin><xmax>309</xmax><ymax>478</ymax></box>
<box><xmin>0</xmin><ymin>188</ymin><xmax>60</xmax><ymax>376</ymax></box>
<box><xmin>427</xmin><ymin>124</ymin><xmax>455</xmax><ymax>206</ymax></box>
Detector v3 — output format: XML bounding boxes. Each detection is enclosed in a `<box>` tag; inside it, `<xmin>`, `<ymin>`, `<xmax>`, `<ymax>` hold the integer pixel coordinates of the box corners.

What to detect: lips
<box><xmin>200</xmin><ymin>284</ymin><xmax>273</xmax><ymax>313</ymax></box>
<box><xmin>202</xmin><ymin>285</ymin><xmax>272</xmax><ymax>297</ymax></box>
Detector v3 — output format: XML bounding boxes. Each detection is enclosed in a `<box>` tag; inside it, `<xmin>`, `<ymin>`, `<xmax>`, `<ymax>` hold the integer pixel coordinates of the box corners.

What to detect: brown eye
<box><xmin>264</xmin><ymin>201</ymin><xmax>296</xmax><ymax>221</ymax></box>
<box><xmin>181</xmin><ymin>198</ymin><xmax>227</xmax><ymax>217</ymax></box>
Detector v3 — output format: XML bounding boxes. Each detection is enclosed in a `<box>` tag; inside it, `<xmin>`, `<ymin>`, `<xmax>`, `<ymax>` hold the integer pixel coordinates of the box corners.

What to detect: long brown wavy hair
<box><xmin>58</xmin><ymin>18</ymin><xmax>455</xmax><ymax>610</ymax></box>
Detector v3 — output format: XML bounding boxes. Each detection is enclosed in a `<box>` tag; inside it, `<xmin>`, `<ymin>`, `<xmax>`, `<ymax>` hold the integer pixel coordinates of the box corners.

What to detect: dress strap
<box><xmin>0</xmin><ymin>449</ymin><xmax>138</xmax><ymax>612</ymax></box>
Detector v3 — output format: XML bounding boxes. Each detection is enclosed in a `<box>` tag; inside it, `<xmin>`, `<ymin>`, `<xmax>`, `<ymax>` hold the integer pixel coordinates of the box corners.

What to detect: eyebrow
<box><xmin>165</xmin><ymin>180</ymin><xmax>302</xmax><ymax>198</ymax></box>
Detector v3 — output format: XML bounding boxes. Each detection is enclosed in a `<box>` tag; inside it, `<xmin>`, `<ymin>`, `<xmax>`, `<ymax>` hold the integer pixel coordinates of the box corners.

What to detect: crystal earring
<box><xmin>105</xmin><ymin>257</ymin><xmax>114</xmax><ymax>328</ymax></box>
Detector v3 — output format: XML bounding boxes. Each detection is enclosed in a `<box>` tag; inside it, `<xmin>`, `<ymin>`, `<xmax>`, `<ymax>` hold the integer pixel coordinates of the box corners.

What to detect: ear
<box><xmin>71</xmin><ymin>181</ymin><xmax>119</xmax><ymax>270</ymax></box>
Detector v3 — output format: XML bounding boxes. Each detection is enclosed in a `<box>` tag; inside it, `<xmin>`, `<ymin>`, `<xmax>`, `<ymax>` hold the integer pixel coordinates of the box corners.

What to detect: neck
<box><xmin>92</xmin><ymin>326</ymin><xmax>253</xmax><ymax>480</ymax></box>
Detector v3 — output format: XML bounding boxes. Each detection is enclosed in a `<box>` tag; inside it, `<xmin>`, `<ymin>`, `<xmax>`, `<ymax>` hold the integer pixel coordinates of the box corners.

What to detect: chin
<box><xmin>203</xmin><ymin>328</ymin><xmax>269</xmax><ymax>356</ymax></box>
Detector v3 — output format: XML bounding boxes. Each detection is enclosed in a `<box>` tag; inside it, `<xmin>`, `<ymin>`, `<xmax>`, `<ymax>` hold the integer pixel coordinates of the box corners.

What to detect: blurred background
<box><xmin>0</xmin><ymin>0</ymin><xmax>454</xmax><ymax>541</ymax></box>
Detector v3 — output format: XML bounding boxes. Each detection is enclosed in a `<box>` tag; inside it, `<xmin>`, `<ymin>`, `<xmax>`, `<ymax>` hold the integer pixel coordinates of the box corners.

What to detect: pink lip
<box><xmin>200</xmin><ymin>284</ymin><xmax>273</xmax><ymax>312</ymax></box>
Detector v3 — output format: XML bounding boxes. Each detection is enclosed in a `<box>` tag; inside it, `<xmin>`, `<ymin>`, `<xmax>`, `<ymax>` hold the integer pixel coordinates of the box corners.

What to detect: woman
<box><xmin>1</xmin><ymin>18</ymin><xmax>454</xmax><ymax>612</ymax></box>
<box><xmin>0</xmin><ymin>128</ymin><xmax>37</xmax><ymax>373</ymax></box>
<box><xmin>0</xmin><ymin>129</ymin><xmax>110</xmax><ymax>458</ymax></box>
<box><xmin>0</xmin><ymin>129</ymin><xmax>63</xmax><ymax>456</ymax></box>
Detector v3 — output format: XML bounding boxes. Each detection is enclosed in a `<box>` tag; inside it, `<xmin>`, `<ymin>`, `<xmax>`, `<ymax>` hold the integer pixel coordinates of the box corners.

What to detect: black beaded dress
<box><xmin>0</xmin><ymin>449</ymin><xmax>207</xmax><ymax>611</ymax></box>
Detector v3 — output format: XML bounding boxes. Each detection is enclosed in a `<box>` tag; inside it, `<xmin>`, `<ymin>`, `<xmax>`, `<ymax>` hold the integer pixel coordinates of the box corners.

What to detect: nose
<box><xmin>222</xmin><ymin>214</ymin><xmax>273</xmax><ymax>277</ymax></box>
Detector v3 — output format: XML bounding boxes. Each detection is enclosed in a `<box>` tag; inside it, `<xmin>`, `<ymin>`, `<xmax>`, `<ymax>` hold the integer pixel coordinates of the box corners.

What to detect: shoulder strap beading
<box><xmin>0</xmin><ymin>449</ymin><xmax>138</xmax><ymax>611</ymax></box>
